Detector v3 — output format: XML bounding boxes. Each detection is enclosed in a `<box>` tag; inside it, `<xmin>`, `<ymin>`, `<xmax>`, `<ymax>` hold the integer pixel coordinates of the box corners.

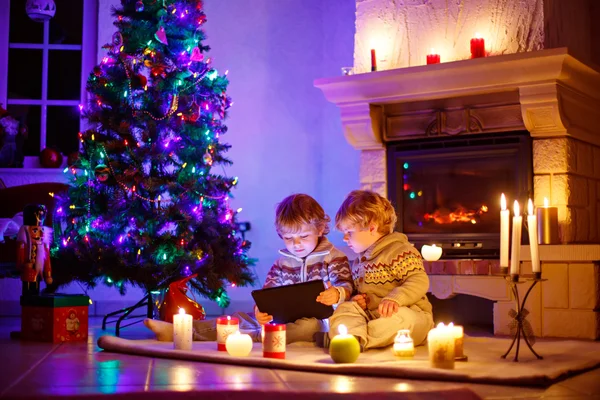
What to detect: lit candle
<box><xmin>225</xmin><ymin>330</ymin><xmax>253</xmax><ymax>357</ymax></box>
<box><xmin>427</xmin><ymin>323</ymin><xmax>455</xmax><ymax>369</ymax></box>
<box><xmin>263</xmin><ymin>323</ymin><xmax>286</xmax><ymax>359</ymax></box>
<box><xmin>370</xmin><ymin>49</ymin><xmax>377</xmax><ymax>71</ymax></box>
<box><xmin>537</xmin><ymin>197</ymin><xmax>560</xmax><ymax>244</ymax></box>
<box><xmin>216</xmin><ymin>315</ymin><xmax>239</xmax><ymax>351</ymax></box>
<box><xmin>392</xmin><ymin>329</ymin><xmax>415</xmax><ymax>358</ymax></box>
<box><xmin>448</xmin><ymin>323</ymin><xmax>464</xmax><ymax>359</ymax></box>
<box><xmin>510</xmin><ymin>200</ymin><xmax>522</xmax><ymax>279</ymax></box>
<box><xmin>173</xmin><ymin>308</ymin><xmax>193</xmax><ymax>351</ymax></box>
<box><xmin>527</xmin><ymin>199</ymin><xmax>541</xmax><ymax>278</ymax></box>
<box><xmin>420</xmin><ymin>244</ymin><xmax>442</xmax><ymax>261</ymax></box>
<box><xmin>500</xmin><ymin>193</ymin><xmax>510</xmax><ymax>273</ymax></box>
<box><xmin>426</xmin><ymin>48</ymin><xmax>441</xmax><ymax>65</ymax></box>
<box><xmin>329</xmin><ymin>324</ymin><xmax>361</xmax><ymax>364</ymax></box>
<box><xmin>470</xmin><ymin>33</ymin><xmax>485</xmax><ymax>58</ymax></box>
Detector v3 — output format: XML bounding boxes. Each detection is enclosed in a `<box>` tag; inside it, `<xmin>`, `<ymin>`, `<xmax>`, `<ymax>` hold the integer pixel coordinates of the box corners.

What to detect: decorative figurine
<box><xmin>16</xmin><ymin>204</ymin><xmax>53</xmax><ymax>296</ymax></box>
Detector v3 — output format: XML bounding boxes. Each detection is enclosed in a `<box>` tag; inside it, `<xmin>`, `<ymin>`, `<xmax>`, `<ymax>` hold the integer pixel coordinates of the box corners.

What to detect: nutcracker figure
<box><xmin>16</xmin><ymin>204</ymin><xmax>53</xmax><ymax>296</ymax></box>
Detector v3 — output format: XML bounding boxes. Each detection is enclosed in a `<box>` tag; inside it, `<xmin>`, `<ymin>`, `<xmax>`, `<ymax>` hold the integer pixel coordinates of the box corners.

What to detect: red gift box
<box><xmin>20</xmin><ymin>294</ymin><xmax>90</xmax><ymax>343</ymax></box>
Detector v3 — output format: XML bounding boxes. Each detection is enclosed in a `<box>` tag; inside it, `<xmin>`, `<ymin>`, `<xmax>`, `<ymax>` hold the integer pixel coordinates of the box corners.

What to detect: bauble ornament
<box><xmin>94</xmin><ymin>164</ymin><xmax>111</xmax><ymax>183</ymax></box>
<box><xmin>135</xmin><ymin>0</ymin><xmax>144</xmax><ymax>12</ymax></box>
<box><xmin>26</xmin><ymin>0</ymin><xmax>56</xmax><ymax>22</ymax></box>
<box><xmin>39</xmin><ymin>147</ymin><xmax>63</xmax><ymax>168</ymax></box>
<box><xmin>202</xmin><ymin>151</ymin><xmax>213</xmax><ymax>166</ymax></box>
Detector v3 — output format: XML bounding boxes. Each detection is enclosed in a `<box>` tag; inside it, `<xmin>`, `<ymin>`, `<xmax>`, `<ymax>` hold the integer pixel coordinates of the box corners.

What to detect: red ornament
<box><xmin>93</xmin><ymin>66</ymin><xmax>102</xmax><ymax>76</ymax></box>
<box><xmin>159</xmin><ymin>274</ymin><xmax>206</xmax><ymax>323</ymax></box>
<box><xmin>40</xmin><ymin>147</ymin><xmax>63</xmax><ymax>168</ymax></box>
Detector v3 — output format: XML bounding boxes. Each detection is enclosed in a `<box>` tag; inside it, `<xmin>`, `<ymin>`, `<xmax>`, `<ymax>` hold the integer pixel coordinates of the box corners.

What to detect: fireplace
<box><xmin>387</xmin><ymin>132</ymin><xmax>533</xmax><ymax>259</ymax></box>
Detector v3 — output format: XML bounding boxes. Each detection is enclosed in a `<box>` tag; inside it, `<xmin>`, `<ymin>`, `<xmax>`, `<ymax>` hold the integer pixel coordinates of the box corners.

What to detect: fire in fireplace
<box><xmin>387</xmin><ymin>132</ymin><xmax>532</xmax><ymax>259</ymax></box>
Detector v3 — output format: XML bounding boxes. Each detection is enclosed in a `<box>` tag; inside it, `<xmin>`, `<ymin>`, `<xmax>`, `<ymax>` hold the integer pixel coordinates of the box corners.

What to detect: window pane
<box><xmin>8</xmin><ymin>49</ymin><xmax>43</xmax><ymax>100</ymax></box>
<box><xmin>50</xmin><ymin>0</ymin><xmax>83</xmax><ymax>45</ymax></box>
<box><xmin>48</xmin><ymin>50</ymin><xmax>82</xmax><ymax>100</ymax></box>
<box><xmin>47</xmin><ymin>106</ymin><xmax>80</xmax><ymax>155</ymax></box>
<box><xmin>9</xmin><ymin>0</ymin><xmax>44</xmax><ymax>44</ymax></box>
<box><xmin>7</xmin><ymin>105</ymin><xmax>41</xmax><ymax>156</ymax></box>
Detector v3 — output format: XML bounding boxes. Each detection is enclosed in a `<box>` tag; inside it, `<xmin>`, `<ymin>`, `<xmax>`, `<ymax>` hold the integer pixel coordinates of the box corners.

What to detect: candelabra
<box><xmin>500</xmin><ymin>271</ymin><xmax>544</xmax><ymax>362</ymax></box>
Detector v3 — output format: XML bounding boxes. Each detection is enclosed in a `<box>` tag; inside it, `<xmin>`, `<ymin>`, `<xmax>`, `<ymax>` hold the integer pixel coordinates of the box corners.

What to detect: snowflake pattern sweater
<box><xmin>352</xmin><ymin>232</ymin><xmax>432</xmax><ymax>314</ymax></box>
<box><xmin>263</xmin><ymin>237</ymin><xmax>353</xmax><ymax>303</ymax></box>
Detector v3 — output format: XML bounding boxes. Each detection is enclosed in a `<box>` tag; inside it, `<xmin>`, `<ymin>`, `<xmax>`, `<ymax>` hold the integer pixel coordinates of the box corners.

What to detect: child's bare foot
<box><xmin>143</xmin><ymin>318</ymin><xmax>174</xmax><ymax>341</ymax></box>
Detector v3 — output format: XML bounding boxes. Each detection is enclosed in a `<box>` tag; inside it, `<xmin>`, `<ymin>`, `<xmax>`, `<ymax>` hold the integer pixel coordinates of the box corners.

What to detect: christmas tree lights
<box><xmin>51</xmin><ymin>0</ymin><xmax>255</xmax><ymax>307</ymax></box>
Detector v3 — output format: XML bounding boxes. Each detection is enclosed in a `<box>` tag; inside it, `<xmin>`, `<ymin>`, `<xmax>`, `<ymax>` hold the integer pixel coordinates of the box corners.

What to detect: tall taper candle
<box><xmin>173</xmin><ymin>308</ymin><xmax>193</xmax><ymax>351</ymax></box>
<box><xmin>500</xmin><ymin>193</ymin><xmax>510</xmax><ymax>273</ymax></box>
<box><xmin>527</xmin><ymin>199</ymin><xmax>541</xmax><ymax>278</ymax></box>
<box><xmin>510</xmin><ymin>200</ymin><xmax>522</xmax><ymax>280</ymax></box>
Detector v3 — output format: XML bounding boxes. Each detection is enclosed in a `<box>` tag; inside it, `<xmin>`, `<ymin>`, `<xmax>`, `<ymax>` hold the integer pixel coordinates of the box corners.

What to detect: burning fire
<box><xmin>424</xmin><ymin>205</ymin><xmax>488</xmax><ymax>224</ymax></box>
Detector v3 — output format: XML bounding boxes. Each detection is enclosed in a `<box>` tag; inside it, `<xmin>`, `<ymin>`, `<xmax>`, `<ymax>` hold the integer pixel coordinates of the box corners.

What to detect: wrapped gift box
<box><xmin>20</xmin><ymin>294</ymin><xmax>90</xmax><ymax>343</ymax></box>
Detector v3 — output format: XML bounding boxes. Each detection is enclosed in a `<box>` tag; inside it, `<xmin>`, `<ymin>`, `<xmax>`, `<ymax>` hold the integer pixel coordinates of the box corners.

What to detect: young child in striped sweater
<box><xmin>329</xmin><ymin>190</ymin><xmax>434</xmax><ymax>350</ymax></box>
<box><xmin>144</xmin><ymin>193</ymin><xmax>353</xmax><ymax>344</ymax></box>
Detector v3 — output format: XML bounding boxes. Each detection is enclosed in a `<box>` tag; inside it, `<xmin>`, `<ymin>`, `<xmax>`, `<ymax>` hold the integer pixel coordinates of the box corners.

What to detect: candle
<box><xmin>510</xmin><ymin>200</ymin><xmax>522</xmax><ymax>279</ymax></box>
<box><xmin>370</xmin><ymin>49</ymin><xmax>377</xmax><ymax>71</ymax></box>
<box><xmin>427</xmin><ymin>323</ymin><xmax>455</xmax><ymax>369</ymax></box>
<box><xmin>420</xmin><ymin>244</ymin><xmax>442</xmax><ymax>261</ymax></box>
<box><xmin>448</xmin><ymin>323</ymin><xmax>464</xmax><ymax>359</ymax></box>
<box><xmin>173</xmin><ymin>308</ymin><xmax>193</xmax><ymax>351</ymax></box>
<box><xmin>537</xmin><ymin>197</ymin><xmax>560</xmax><ymax>244</ymax></box>
<box><xmin>216</xmin><ymin>315</ymin><xmax>239</xmax><ymax>351</ymax></box>
<box><xmin>392</xmin><ymin>329</ymin><xmax>414</xmax><ymax>358</ymax></box>
<box><xmin>263</xmin><ymin>323</ymin><xmax>286</xmax><ymax>359</ymax></box>
<box><xmin>527</xmin><ymin>199</ymin><xmax>541</xmax><ymax>278</ymax></box>
<box><xmin>225</xmin><ymin>330</ymin><xmax>253</xmax><ymax>357</ymax></box>
<box><xmin>500</xmin><ymin>193</ymin><xmax>510</xmax><ymax>272</ymax></box>
<box><xmin>329</xmin><ymin>324</ymin><xmax>361</xmax><ymax>364</ymax></box>
<box><xmin>426</xmin><ymin>48</ymin><xmax>440</xmax><ymax>65</ymax></box>
<box><xmin>470</xmin><ymin>33</ymin><xmax>485</xmax><ymax>58</ymax></box>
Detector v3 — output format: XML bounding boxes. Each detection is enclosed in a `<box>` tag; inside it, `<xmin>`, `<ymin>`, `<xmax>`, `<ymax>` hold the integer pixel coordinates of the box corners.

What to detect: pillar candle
<box><xmin>500</xmin><ymin>193</ymin><xmax>510</xmax><ymax>271</ymax></box>
<box><xmin>537</xmin><ymin>197</ymin><xmax>560</xmax><ymax>244</ymax></box>
<box><xmin>263</xmin><ymin>323</ymin><xmax>286</xmax><ymax>359</ymax></box>
<box><xmin>225</xmin><ymin>330</ymin><xmax>253</xmax><ymax>357</ymax></box>
<box><xmin>510</xmin><ymin>200</ymin><xmax>522</xmax><ymax>279</ymax></box>
<box><xmin>448</xmin><ymin>323</ymin><xmax>464</xmax><ymax>358</ymax></box>
<box><xmin>426</xmin><ymin>48</ymin><xmax>440</xmax><ymax>65</ymax></box>
<box><xmin>330</xmin><ymin>324</ymin><xmax>361</xmax><ymax>364</ymax></box>
<box><xmin>392</xmin><ymin>329</ymin><xmax>415</xmax><ymax>358</ymax></box>
<box><xmin>370</xmin><ymin>49</ymin><xmax>377</xmax><ymax>72</ymax></box>
<box><xmin>470</xmin><ymin>34</ymin><xmax>485</xmax><ymax>58</ymax></box>
<box><xmin>173</xmin><ymin>308</ymin><xmax>193</xmax><ymax>351</ymax></box>
<box><xmin>527</xmin><ymin>199</ymin><xmax>541</xmax><ymax>276</ymax></box>
<box><xmin>421</xmin><ymin>244</ymin><xmax>442</xmax><ymax>261</ymax></box>
<box><xmin>427</xmin><ymin>323</ymin><xmax>455</xmax><ymax>369</ymax></box>
<box><xmin>216</xmin><ymin>315</ymin><xmax>239</xmax><ymax>351</ymax></box>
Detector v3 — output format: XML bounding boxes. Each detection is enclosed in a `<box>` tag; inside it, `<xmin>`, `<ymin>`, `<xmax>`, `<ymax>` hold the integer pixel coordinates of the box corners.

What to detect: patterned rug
<box><xmin>98</xmin><ymin>335</ymin><xmax>600</xmax><ymax>388</ymax></box>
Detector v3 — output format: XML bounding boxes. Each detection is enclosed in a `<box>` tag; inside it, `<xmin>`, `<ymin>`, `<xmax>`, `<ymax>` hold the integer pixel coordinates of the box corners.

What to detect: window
<box><xmin>0</xmin><ymin>0</ymin><xmax>97</xmax><ymax>168</ymax></box>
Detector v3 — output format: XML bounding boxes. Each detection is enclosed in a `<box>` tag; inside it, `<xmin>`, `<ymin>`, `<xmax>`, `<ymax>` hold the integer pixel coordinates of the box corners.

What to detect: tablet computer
<box><xmin>251</xmin><ymin>280</ymin><xmax>334</xmax><ymax>324</ymax></box>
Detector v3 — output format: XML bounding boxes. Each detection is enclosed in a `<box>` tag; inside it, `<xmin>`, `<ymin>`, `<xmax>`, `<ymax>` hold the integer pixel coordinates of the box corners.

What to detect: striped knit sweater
<box><xmin>263</xmin><ymin>237</ymin><xmax>353</xmax><ymax>304</ymax></box>
<box><xmin>352</xmin><ymin>232</ymin><xmax>432</xmax><ymax>314</ymax></box>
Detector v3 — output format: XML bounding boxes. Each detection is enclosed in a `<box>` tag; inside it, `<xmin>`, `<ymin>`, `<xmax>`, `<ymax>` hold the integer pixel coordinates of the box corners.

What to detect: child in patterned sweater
<box><xmin>145</xmin><ymin>193</ymin><xmax>353</xmax><ymax>344</ymax></box>
<box><xmin>329</xmin><ymin>190</ymin><xmax>434</xmax><ymax>350</ymax></box>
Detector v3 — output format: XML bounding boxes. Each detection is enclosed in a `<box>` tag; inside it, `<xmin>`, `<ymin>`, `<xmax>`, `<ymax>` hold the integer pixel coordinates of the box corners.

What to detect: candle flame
<box><xmin>227</xmin><ymin>315</ymin><xmax>231</xmax><ymax>321</ymax></box>
<box><xmin>338</xmin><ymin>324</ymin><xmax>348</xmax><ymax>335</ymax></box>
<box><xmin>179</xmin><ymin>308</ymin><xmax>185</xmax><ymax>315</ymax></box>
<box><xmin>513</xmin><ymin>200</ymin><xmax>520</xmax><ymax>216</ymax></box>
<box><xmin>528</xmin><ymin>199</ymin><xmax>534</xmax><ymax>216</ymax></box>
<box><xmin>436</xmin><ymin>322</ymin><xmax>446</xmax><ymax>329</ymax></box>
<box><xmin>430</xmin><ymin>48</ymin><xmax>435</xmax><ymax>54</ymax></box>
<box><xmin>544</xmin><ymin>197</ymin><xmax>549</xmax><ymax>207</ymax></box>
<box><xmin>448</xmin><ymin>322</ymin><xmax>454</xmax><ymax>328</ymax></box>
<box><xmin>475</xmin><ymin>32</ymin><xmax>481</xmax><ymax>39</ymax></box>
<box><xmin>501</xmin><ymin>193</ymin><xmax>507</xmax><ymax>210</ymax></box>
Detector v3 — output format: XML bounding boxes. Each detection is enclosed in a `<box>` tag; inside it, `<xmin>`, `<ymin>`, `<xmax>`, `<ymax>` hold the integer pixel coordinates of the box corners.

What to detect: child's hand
<box><xmin>351</xmin><ymin>293</ymin><xmax>367</xmax><ymax>310</ymax></box>
<box><xmin>254</xmin><ymin>306</ymin><xmax>273</xmax><ymax>325</ymax></box>
<box><xmin>378</xmin><ymin>299</ymin><xmax>399</xmax><ymax>317</ymax></box>
<box><xmin>316</xmin><ymin>281</ymin><xmax>340</xmax><ymax>306</ymax></box>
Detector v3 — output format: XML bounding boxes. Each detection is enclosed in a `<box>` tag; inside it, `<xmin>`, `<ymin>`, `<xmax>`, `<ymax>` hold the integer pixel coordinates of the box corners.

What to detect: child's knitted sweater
<box><xmin>352</xmin><ymin>232</ymin><xmax>432</xmax><ymax>314</ymax></box>
<box><xmin>263</xmin><ymin>237</ymin><xmax>353</xmax><ymax>303</ymax></box>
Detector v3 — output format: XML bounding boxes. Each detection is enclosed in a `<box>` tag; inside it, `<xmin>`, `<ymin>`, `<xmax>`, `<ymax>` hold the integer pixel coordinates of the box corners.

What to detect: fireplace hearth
<box><xmin>387</xmin><ymin>132</ymin><xmax>532</xmax><ymax>259</ymax></box>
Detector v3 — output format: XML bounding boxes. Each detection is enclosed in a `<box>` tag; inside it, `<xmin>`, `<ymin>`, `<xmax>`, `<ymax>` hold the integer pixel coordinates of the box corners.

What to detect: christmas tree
<box><xmin>51</xmin><ymin>0</ymin><xmax>255</xmax><ymax>308</ymax></box>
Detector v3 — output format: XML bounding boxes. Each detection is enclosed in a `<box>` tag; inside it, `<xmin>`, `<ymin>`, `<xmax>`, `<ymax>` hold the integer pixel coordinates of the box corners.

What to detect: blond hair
<box><xmin>335</xmin><ymin>190</ymin><xmax>397</xmax><ymax>235</ymax></box>
<box><xmin>275</xmin><ymin>194</ymin><xmax>331</xmax><ymax>236</ymax></box>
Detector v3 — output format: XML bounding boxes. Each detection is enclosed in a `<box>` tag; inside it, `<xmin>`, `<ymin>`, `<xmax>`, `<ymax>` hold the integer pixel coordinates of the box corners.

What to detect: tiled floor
<box><xmin>0</xmin><ymin>317</ymin><xmax>599</xmax><ymax>399</ymax></box>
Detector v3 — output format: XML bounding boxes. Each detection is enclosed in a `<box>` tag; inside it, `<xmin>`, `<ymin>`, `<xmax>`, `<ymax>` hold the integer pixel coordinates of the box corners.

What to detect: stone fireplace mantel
<box><xmin>314</xmin><ymin>47</ymin><xmax>600</xmax><ymax>151</ymax></box>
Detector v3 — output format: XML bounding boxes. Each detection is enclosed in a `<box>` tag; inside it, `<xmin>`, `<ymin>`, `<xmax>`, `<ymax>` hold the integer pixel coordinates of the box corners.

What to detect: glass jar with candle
<box><xmin>393</xmin><ymin>329</ymin><xmax>415</xmax><ymax>358</ymax></box>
